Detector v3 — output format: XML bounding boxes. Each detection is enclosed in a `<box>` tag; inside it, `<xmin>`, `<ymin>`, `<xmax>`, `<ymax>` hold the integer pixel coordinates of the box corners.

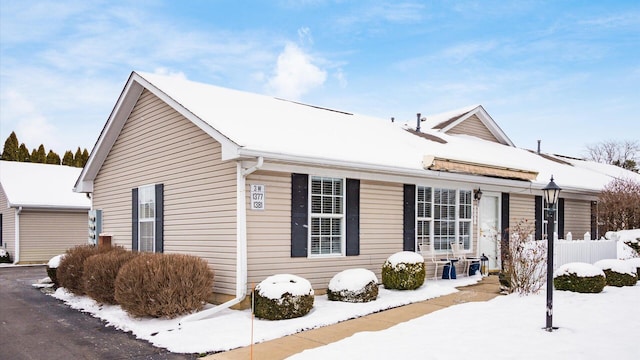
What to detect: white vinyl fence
<box><xmin>552</xmin><ymin>239</ymin><xmax>618</xmax><ymax>271</ymax></box>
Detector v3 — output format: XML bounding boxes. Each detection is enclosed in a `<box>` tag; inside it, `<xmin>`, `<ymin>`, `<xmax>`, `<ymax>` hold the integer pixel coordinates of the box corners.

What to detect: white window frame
<box><xmin>308</xmin><ymin>176</ymin><xmax>345</xmax><ymax>257</ymax></box>
<box><xmin>416</xmin><ymin>186</ymin><xmax>473</xmax><ymax>254</ymax></box>
<box><xmin>138</xmin><ymin>184</ymin><xmax>156</xmax><ymax>252</ymax></box>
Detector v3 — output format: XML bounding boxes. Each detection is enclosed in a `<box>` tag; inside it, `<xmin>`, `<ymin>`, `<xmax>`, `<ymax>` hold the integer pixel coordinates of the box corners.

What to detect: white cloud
<box><xmin>3</xmin><ymin>90</ymin><xmax>59</xmax><ymax>150</ymax></box>
<box><xmin>266</xmin><ymin>43</ymin><xmax>327</xmax><ymax>100</ymax></box>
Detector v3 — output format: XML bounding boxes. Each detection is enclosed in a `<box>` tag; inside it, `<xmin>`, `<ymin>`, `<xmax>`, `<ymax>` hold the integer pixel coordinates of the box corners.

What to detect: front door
<box><xmin>479</xmin><ymin>194</ymin><xmax>501</xmax><ymax>271</ymax></box>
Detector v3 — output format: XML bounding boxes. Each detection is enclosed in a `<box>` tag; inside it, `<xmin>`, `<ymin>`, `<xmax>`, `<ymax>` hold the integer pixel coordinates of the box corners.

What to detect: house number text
<box><xmin>251</xmin><ymin>184</ymin><xmax>265</xmax><ymax>210</ymax></box>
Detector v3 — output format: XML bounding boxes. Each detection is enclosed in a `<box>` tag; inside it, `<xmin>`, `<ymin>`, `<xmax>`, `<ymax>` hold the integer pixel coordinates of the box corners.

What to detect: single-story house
<box><xmin>74</xmin><ymin>71</ymin><xmax>636</xmax><ymax>310</ymax></box>
<box><xmin>1</xmin><ymin>161</ymin><xmax>91</xmax><ymax>264</ymax></box>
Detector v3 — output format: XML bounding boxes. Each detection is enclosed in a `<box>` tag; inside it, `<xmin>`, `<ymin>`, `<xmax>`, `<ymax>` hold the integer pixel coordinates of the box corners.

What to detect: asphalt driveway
<box><xmin>0</xmin><ymin>265</ymin><xmax>197</xmax><ymax>360</ymax></box>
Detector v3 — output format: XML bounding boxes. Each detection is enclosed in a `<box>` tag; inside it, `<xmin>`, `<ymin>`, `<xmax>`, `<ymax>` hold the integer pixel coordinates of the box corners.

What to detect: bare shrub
<box><xmin>57</xmin><ymin>245</ymin><xmax>116</xmax><ymax>295</ymax></box>
<box><xmin>500</xmin><ymin>219</ymin><xmax>547</xmax><ymax>295</ymax></box>
<box><xmin>114</xmin><ymin>253</ymin><xmax>214</xmax><ymax>318</ymax></box>
<box><xmin>83</xmin><ymin>250</ymin><xmax>139</xmax><ymax>304</ymax></box>
<box><xmin>598</xmin><ymin>178</ymin><xmax>640</xmax><ymax>235</ymax></box>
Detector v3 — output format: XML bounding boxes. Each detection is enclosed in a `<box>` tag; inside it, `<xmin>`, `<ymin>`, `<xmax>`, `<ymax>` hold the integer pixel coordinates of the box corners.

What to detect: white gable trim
<box><xmin>439</xmin><ymin>105</ymin><xmax>515</xmax><ymax>147</ymax></box>
<box><xmin>74</xmin><ymin>72</ymin><xmax>242</xmax><ymax>193</ymax></box>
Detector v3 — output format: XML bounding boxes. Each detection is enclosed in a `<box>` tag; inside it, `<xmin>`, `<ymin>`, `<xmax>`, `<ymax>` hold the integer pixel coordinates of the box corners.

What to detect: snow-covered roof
<box><xmin>1</xmin><ymin>161</ymin><xmax>90</xmax><ymax>209</ymax></box>
<box><xmin>76</xmin><ymin>71</ymin><xmax>630</xmax><ymax>194</ymax></box>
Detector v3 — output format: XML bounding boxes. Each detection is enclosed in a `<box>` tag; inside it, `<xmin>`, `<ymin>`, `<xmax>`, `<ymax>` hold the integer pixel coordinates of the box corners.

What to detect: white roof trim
<box><xmin>74</xmin><ymin>72</ymin><xmax>242</xmax><ymax>193</ymax></box>
<box><xmin>438</xmin><ymin>105</ymin><xmax>515</xmax><ymax>147</ymax></box>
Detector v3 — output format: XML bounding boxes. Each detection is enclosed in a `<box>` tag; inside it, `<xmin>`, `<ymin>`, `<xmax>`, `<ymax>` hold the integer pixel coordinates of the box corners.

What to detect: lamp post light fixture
<box><xmin>542</xmin><ymin>176</ymin><xmax>561</xmax><ymax>332</ymax></box>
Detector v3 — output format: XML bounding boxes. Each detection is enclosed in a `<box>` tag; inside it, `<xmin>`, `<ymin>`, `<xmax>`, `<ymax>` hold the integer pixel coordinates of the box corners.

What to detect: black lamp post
<box><xmin>542</xmin><ymin>176</ymin><xmax>561</xmax><ymax>332</ymax></box>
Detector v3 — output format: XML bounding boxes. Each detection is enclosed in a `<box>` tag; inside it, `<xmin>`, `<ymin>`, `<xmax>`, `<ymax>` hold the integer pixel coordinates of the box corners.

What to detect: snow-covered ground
<box><xmin>39</xmin><ymin>234</ymin><xmax>639</xmax><ymax>358</ymax></box>
<box><xmin>48</xmin><ymin>275</ymin><xmax>479</xmax><ymax>354</ymax></box>
<box><xmin>288</xmin><ymin>284</ymin><xmax>640</xmax><ymax>360</ymax></box>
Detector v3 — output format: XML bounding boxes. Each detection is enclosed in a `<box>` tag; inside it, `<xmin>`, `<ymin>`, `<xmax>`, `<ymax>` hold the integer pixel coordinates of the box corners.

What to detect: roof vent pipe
<box><xmin>391</xmin><ymin>117</ymin><xmax>394</xmax><ymax>123</ymax></box>
<box><xmin>537</xmin><ymin>140</ymin><xmax>541</xmax><ymax>154</ymax></box>
<box><xmin>416</xmin><ymin>113</ymin><xmax>421</xmax><ymax>132</ymax></box>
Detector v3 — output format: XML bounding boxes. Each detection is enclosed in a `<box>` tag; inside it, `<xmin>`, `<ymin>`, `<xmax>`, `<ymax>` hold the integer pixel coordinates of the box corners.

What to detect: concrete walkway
<box><xmin>205</xmin><ymin>276</ymin><xmax>501</xmax><ymax>360</ymax></box>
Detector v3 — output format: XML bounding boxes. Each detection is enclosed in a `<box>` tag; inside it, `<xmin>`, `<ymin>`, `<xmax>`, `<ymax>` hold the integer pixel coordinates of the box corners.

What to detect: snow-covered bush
<box><xmin>253</xmin><ymin>274</ymin><xmax>314</xmax><ymax>320</ymax></box>
<box><xmin>83</xmin><ymin>249</ymin><xmax>138</xmax><ymax>304</ymax></box>
<box><xmin>327</xmin><ymin>268</ymin><xmax>378</xmax><ymax>303</ymax></box>
<box><xmin>594</xmin><ymin>259</ymin><xmax>637</xmax><ymax>287</ymax></box>
<box><xmin>381</xmin><ymin>251</ymin><xmax>425</xmax><ymax>290</ymax></box>
<box><xmin>114</xmin><ymin>253</ymin><xmax>214</xmax><ymax>318</ymax></box>
<box><xmin>625</xmin><ymin>258</ymin><xmax>640</xmax><ymax>280</ymax></box>
<box><xmin>0</xmin><ymin>248</ymin><xmax>11</xmax><ymax>263</ymax></box>
<box><xmin>46</xmin><ymin>254</ymin><xmax>66</xmax><ymax>287</ymax></box>
<box><xmin>57</xmin><ymin>245</ymin><xmax>114</xmax><ymax>295</ymax></box>
<box><xmin>553</xmin><ymin>262</ymin><xmax>606</xmax><ymax>293</ymax></box>
<box><xmin>607</xmin><ymin>229</ymin><xmax>640</xmax><ymax>256</ymax></box>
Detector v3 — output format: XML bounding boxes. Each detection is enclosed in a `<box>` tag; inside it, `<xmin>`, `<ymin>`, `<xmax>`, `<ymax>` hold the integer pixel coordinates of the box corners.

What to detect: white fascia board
<box><xmin>440</xmin><ymin>105</ymin><xmax>515</xmax><ymax>147</ymax></box>
<box><xmin>74</xmin><ymin>72</ymin><xmax>243</xmax><ymax>193</ymax></box>
<box><xmin>238</xmin><ymin>149</ymin><xmax>535</xmax><ymax>190</ymax></box>
<box><xmin>132</xmin><ymin>72</ymin><xmax>242</xmax><ymax>160</ymax></box>
<box><xmin>74</xmin><ymin>74</ymin><xmax>144</xmax><ymax>193</ymax></box>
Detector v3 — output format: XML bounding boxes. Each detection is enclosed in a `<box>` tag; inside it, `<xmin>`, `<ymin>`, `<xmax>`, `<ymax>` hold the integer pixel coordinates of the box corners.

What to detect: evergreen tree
<box><xmin>80</xmin><ymin>148</ymin><xmax>90</xmax><ymax>167</ymax></box>
<box><xmin>31</xmin><ymin>144</ymin><xmax>47</xmax><ymax>163</ymax></box>
<box><xmin>17</xmin><ymin>143</ymin><xmax>30</xmax><ymax>162</ymax></box>
<box><xmin>46</xmin><ymin>150</ymin><xmax>61</xmax><ymax>164</ymax></box>
<box><xmin>1</xmin><ymin>131</ymin><xmax>19</xmax><ymax>161</ymax></box>
<box><xmin>62</xmin><ymin>150</ymin><xmax>74</xmax><ymax>166</ymax></box>
<box><xmin>73</xmin><ymin>147</ymin><xmax>83</xmax><ymax>167</ymax></box>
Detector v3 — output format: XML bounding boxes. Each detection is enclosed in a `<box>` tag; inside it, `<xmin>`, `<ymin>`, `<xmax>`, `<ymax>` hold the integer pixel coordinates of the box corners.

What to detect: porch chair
<box><xmin>430</xmin><ymin>257</ymin><xmax>451</xmax><ymax>280</ymax></box>
<box><xmin>451</xmin><ymin>242</ymin><xmax>481</xmax><ymax>276</ymax></box>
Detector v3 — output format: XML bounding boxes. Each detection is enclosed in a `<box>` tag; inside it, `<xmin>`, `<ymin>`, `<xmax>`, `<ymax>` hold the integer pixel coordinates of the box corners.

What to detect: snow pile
<box><xmin>553</xmin><ymin>262</ymin><xmax>605</xmax><ymax>278</ymax></box>
<box><xmin>328</xmin><ymin>268</ymin><xmax>378</xmax><ymax>292</ymax></box>
<box><xmin>255</xmin><ymin>274</ymin><xmax>313</xmax><ymax>300</ymax></box>
<box><xmin>386</xmin><ymin>251</ymin><xmax>424</xmax><ymax>266</ymax></box>
<box><xmin>594</xmin><ymin>259</ymin><xmax>637</xmax><ymax>276</ymax></box>
<box><xmin>0</xmin><ymin>249</ymin><xmax>8</xmax><ymax>257</ymax></box>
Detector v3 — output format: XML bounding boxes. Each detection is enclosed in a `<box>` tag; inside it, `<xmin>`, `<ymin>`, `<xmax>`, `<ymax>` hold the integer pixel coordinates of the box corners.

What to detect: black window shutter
<box><xmin>403</xmin><ymin>184</ymin><xmax>416</xmax><ymax>252</ymax></box>
<box><xmin>590</xmin><ymin>201</ymin><xmax>598</xmax><ymax>240</ymax></box>
<box><xmin>534</xmin><ymin>195</ymin><xmax>543</xmax><ymax>240</ymax></box>
<box><xmin>500</xmin><ymin>193</ymin><xmax>510</xmax><ymax>264</ymax></box>
<box><xmin>155</xmin><ymin>184</ymin><xmax>164</xmax><ymax>253</ymax></box>
<box><xmin>132</xmin><ymin>188</ymin><xmax>138</xmax><ymax>251</ymax></box>
<box><xmin>557</xmin><ymin>198</ymin><xmax>565</xmax><ymax>239</ymax></box>
<box><xmin>0</xmin><ymin>213</ymin><xmax>3</xmax><ymax>246</ymax></box>
<box><xmin>291</xmin><ymin>173</ymin><xmax>308</xmax><ymax>257</ymax></box>
<box><xmin>346</xmin><ymin>179</ymin><xmax>360</xmax><ymax>256</ymax></box>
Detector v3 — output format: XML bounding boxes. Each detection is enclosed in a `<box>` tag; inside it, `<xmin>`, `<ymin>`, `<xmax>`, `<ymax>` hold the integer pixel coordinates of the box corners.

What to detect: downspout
<box><xmin>14</xmin><ymin>206</ymin><xmax>22</xmax><ymax>264</ymax></box>
<box><xmin>181</xmin><ymin>156</ymin><xmax>263</xmax><ymax>323</ymax></box>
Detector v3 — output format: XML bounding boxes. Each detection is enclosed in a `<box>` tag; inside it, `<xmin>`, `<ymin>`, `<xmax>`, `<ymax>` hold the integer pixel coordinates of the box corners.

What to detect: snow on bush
<box><xmin>46</xmin><ymin>254</ymin><xmax>66</xmax><ymax>287</ymax></box>
<box><xmin>0</xmin><ymin>248</ymin><xmax>11</xmax><ymax>263</ymax></box>
<box><xmin>382</xmin><ymin>251</ymin><xmax>425</xmax><ymax>290</ymax></box>
<box><xmin>606</xmin><ymin>229</ymin><xmax>640</xmax><ymax>255</ymax></box>
<box><xmin>253</xmin><ymin>274</ymin><xmax>314</xmax><ymax>320</ymax></box>
<box><xmin>624</xmin><ymin>258</ymin><xmax>640</xmax><ymax>280</ymax></box>
<box><xmin>47</xmin><ymin>254</ymin><xmax>65</xmax><ymax>268</ymax></box>
<box><xmin>594</xmin><ymin>259</ymin><xmax>637</xmax><ymax>287</ymax></box>
<box><xmin>553</xmin><ymin>262</ymin><xmax>606</xmax><ymax>293</ymax></box>
<box><xmin>327</xmin><ymin>268</ymin><xmax>378</xmax><ymax>303</ymax></box>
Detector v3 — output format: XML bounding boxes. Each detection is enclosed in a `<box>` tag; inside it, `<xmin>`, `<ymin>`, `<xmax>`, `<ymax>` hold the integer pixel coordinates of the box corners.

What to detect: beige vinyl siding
<box><xmin>563</xmin><ymin>199</ymin><xmax>591</xmax><ymax>239</ymax></box>
<box><xmin>245</xmin><ymin>173</ymin><xmax>406</xmax><ymax>291</ymax></box>
<box><xmin>448</xmin><ymin>114</ymin><xmax>501</xmax><ymax>143</ymax></box>
<box><xmin>92</xmin><ymin>89</ymin><xmax>238</xmax><ymax>295</ymax></box>
<box><xmin>509</xmin><ymin>193</ymin><xmax>536</xmax><ymax>226</ymax></box>
<box><xmin>18</xmin><ymin>210</ymin><xmax>87</xmax><ymax>263</ymax></box>
<box><xmin>0</xmin><ymin>186</ymin><xmax>16</xmax><ymax>259</ymax></box>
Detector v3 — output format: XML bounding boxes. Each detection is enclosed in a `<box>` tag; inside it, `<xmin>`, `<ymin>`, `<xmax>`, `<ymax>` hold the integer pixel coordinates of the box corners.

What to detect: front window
<box><xmin>417</xmin><ymin>186</ymin><xmax>473</xmax><ymax>253</ymax></box>
<box><xmin>138</xmin><ymin>185</ymin><xmax>155</xmax><ymax>252</ymax></box>
<box><xmin>309</xmin><ymin>176</ymin><xmax>344</xmax><ymax>256</ymax></box>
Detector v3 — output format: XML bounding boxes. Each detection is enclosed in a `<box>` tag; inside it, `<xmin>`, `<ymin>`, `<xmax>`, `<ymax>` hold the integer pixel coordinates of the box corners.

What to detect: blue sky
<box><xmin>1</xmin><ymin>0</ymin><xmax>638</xmax><ymax>158</ymax></box>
